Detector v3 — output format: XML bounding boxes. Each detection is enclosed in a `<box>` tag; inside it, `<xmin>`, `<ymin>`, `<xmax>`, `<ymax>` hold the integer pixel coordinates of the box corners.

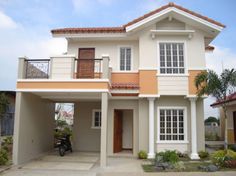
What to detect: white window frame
<box><xmin>157</xmin><ymin>40</ymin><xmax>188</xmax><ymax>75</ymax></box>
<box><xmin>157</xmin><ymin>106</ymin><xmax>188</xmax><ymax>143</ymax></box>
<box><xmin>91</xmin><ymin>109</ymin><xmax>101</xmax><ymax>129</ymax></box>
<box><xmin>118</xmin><ymin>45</ymin><xmax>133</xmax><ymax>71</ymax></box>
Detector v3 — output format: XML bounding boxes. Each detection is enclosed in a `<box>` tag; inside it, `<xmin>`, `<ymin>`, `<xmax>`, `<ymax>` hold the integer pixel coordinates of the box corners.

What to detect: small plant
<box><xmin>211</xmin><ymin>149</ymin><xmax>236</xmax><ymax>167</ymax></box>
<box><xmin>156</xmin><ymin>150</ymin><xmax>179</xmax><ymax>164</ymax></box>
<box><xmin>198</xmin><ymin>150</ymin><xmax>209</xmax><ymax>159</ymax></box>
<box><xmin>174</xmin><ymin>161</ymin><xmax>186</xmax><ymax>171</ymax></box>
<box><xmin>0</xmin><ymin>149</ymin><xmax>8</xmax><ymax>165</ymax></box>
<box><xmin>138</xmin><ymin>150</ymin><xmax>148</xmax><ymax>159</ymax></box>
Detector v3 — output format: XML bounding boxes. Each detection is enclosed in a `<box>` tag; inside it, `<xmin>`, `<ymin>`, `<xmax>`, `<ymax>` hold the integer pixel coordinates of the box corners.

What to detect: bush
<box><xmin>138</xmin><ymin>150</ymin><xmax>147</xmax><ymax>159</ymax></box>
<box><xmin>211</xmin><ymin>149</ymin><xmax>236</xmax><ymax>167</ymax></box>
<box><xmin>198</xmin><ymin>150</ymin><xmax>209</xmax><ymax>159</ymax></box>
<box><xmin>228</xmin><ymin>144</ymin><xmax>236</xmax><ymax>152</ymax></box>
<box><xmin>0</xmin><ymin>149</ymin><xmax>8</xmax><ymax>165</ymax></box>
<box><xmin>174</xmin><ymin>161</ymin><xmax>186</xmax><ymax>171</ymax></box>
<box><xmin>156</xmin><ymin>150</ymin><xmax>179</xmax><ymax>164</ymax></box>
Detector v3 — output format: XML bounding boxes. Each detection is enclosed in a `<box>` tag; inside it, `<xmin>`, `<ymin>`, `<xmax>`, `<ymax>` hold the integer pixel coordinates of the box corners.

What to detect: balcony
<box><xmin>18</xmin><ymin>55</ymin><xmax>110</xmax><ymax>80</ymax></box>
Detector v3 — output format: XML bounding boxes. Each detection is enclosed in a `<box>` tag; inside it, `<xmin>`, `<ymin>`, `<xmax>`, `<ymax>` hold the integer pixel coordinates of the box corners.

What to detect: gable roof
<box><xmin>211</xmin><ymin>92</ymin><xmax>236</xmax><ymax>107</ymax></box>
<box><xmin>51</xmin><ymin>2</ymin><xmax>225</xmax><ymax>35</ymax></box>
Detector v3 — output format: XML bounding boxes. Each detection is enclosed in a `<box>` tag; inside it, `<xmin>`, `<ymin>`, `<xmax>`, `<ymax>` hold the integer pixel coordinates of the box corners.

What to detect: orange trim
<box><xmin>17</xmin><ymin>81</ymin><xmax>109</xmax><ymax>90</ymax></box>
<box><xmin>188</xmin><ymin>70</ymin><xmax>203</xmax><ymax>95</ymax></box>
<box><xmin>139</xmin><ymin>70</ymin><xmax>157</xmax><ymax>94</ymax></box>
<box><xmin>111</xmin><ymin>72</ymin><xmax>139</xmax><ymax>84</ymax></box>
<box><xmin>111</xmin><ymin>93</ymin><xmax>139</xmax><ymax>97</ymax></box>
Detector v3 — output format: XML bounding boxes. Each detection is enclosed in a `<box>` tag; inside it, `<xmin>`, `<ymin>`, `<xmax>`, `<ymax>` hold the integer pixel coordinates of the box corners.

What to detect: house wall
<box><xmin>138</xmin><ymin>96</ymin><xmax>204</xmax><ymax>153</ymax></box>
<box><xmin>122</xmin><ymin>110</ymin><xmax>133</xmax><ymax>149</ymax></box>
<box><xmin>67</xmin><ymin>40</ymin><xmax>139</xmax><ymax>72</ymax></box>
<box><xmin>13</xmin><ymin>92</ymin><xmax>54</xmax><ymax>165</ymax></box>
<box><xmin>227</xmin><ymin>104</ymin><xmax>236</xmax><ymax>144</ymax></box>
<box><xmin>73</xmin><ymin>102</ymin><xmax>101</xmax><ymax>152</ymax></box>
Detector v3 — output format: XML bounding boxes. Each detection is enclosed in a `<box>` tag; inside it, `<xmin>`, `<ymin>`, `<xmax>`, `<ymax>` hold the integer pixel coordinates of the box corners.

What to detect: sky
<box><xmin>0</xmin><ymin>0</ymin><xmax>235</xmax><ymax>118</ymax></box>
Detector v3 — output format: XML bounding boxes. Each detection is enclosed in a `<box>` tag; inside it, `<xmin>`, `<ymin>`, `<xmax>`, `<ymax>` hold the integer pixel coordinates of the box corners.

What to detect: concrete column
<box><xmin>189</xmin><ymin>97</ymin><xmax>200</xmax><ymax>159</ymax></box>
<box><xmin>102</xmin><ymin>54</ymin><xmax>110</xmax><ymax>79</ymax></box>
<box><xmin>100</xmin><ymin>92</ymin><xmax>108</xmax><ymax>167</ymax></box>
<box><xmin>148</xmin><ymin>97</ymin><xmax>155</xmax><ymax>158</ymax></box>
<box><xmin>18</xmin><ymin>57</ymin><xmax>26</xmax><ymax>79</ymax></box>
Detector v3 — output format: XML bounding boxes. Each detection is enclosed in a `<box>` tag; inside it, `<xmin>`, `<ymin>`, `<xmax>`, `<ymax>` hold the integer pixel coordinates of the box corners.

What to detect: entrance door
<box><xmin>77</xmin><ymin>48</ymin><xmax>95</xmax><ymax>78</ymax></box>
<box><xmin>233</xmin><ymin>111</ymin><xmax>236</xmax><ymax>142</ymax></box>
<box><xmin>113</xmin><ymin>110</ymin><xmax>123</xmax><ymax>153</ymax></box>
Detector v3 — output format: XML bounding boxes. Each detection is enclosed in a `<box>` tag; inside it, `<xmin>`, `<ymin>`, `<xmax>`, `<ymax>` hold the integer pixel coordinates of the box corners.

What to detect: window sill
<box><xmin>91</xmin><ymin>126</ymin><xmax>101</xmax><ymax>129</ymax></box>
<box><xmin>157</xmin><ymin>74</ymin><xmax>189</xmax><ymax>77</ymax></box>
<box><xmin>156</xmin><ymin>140</ymin><xmax>189</xmax><ymax>144</ymax></box>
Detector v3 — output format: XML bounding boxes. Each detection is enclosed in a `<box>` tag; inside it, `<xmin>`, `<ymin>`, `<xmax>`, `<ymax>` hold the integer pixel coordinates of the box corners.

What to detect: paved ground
<box><xmin>0</xmin><ymin>152</ymin><xmax>236</xmax><ymax>176</ymax></box>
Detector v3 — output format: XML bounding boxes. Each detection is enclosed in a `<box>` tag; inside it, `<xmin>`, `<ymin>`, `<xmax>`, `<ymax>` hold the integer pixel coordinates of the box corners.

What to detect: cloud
<box><xmin>0</xmin><ymin>10</ymin><xmax>18</xmax><ymax>29</ymax></box>
<box><xmin>206</xmin><ymin>46</ymin><xmax>236</xmax><ymax>74</ymax></box>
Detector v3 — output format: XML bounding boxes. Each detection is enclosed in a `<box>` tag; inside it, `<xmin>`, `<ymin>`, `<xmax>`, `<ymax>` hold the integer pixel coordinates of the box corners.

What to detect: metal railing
<box><xmin>25</xmin><ymin>59</ymin><xmax>50</xmax><ymax>79</ymax></box>
<box><xmin>75</xmin><ymin>59</ymin><xmax>102</xmax><ymax>79</ymax></box>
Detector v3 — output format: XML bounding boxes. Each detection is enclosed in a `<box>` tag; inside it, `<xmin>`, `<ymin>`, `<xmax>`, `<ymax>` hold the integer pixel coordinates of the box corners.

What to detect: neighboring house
<box><xmin>211</xmin><ymin>92</ymin><xmax>236</xmax><ymax>144</ymax></box>
<box><xmin>0</xmin><ymin>91</ymin><xmax>15</xmax><ymax>136</ymax></box>
<box><xmin>13</xmin><ymin>3</ymin><xmax>225</xmax><ymax>166</ymax></box>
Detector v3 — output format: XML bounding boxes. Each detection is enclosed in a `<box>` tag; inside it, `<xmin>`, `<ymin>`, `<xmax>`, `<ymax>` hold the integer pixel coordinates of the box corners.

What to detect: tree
<box><xmin>195</xmin><ymin>69</ymin><xmax>236</xmax><ymax>149</ymax></box>
<box><xmin>0</xmin><ymin>93</ymin><xmax>9</xmax><ymax>147</ymax></box>
<box><xmin>204</xmin><ymin>116</ymin><xmax>220</xmax><ymax>125</ymax></box>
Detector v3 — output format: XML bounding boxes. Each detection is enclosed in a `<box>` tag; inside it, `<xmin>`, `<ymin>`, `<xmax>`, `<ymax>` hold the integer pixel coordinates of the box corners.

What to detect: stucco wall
<box><xmin>13</xmin><ymin>92</ymin><xmax>54</xmax><ymax>165</ymax></box>
<box><xmin>67</xmin><ymin>40</ymin><xmax>139</xmax><ymax>72</ymax></box>
<box><xmin>73</xmin><ymin>102</ymin><xmax>101</xmax><ymax>152</ymax></box>
<box><xmin>122</xmin><ymin>110</ymin><xmax>133</xmax><ymax>149</ymax></box>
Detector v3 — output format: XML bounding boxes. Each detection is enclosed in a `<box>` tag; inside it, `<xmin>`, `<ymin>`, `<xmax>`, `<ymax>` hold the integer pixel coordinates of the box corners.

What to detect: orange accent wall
<box><xmin>188</xmin><ymin>70</ymin><xmax>203</xmax><ymax>95</ymax></box>
<box><xmin>139</xmin><ymin>70</ymin><xmax>157</xmax><ymax>94</ymax></box>
<box><xmin>17</xmin><ymin>81</ymin><xmax>109</xmax><ymax>90</ymax></box>
<box><xmin>111</xmin><ymin>72</ymin><xmax>139</xmax><ymax>84</ymax></box>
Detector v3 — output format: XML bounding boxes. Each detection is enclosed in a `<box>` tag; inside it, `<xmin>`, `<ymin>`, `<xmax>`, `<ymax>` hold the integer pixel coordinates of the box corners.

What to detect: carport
<box><xmin>13</xmin><ymin>91</ymin><xmax>108</xmax><ymax>167</ymax></box>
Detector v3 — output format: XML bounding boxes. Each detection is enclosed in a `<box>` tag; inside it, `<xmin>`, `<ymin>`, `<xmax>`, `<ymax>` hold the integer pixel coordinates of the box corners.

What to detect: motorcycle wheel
<box><xmin>59</xmin><ymin>146</ymin><xmax>65</xmax><ymax>156</ymax></box>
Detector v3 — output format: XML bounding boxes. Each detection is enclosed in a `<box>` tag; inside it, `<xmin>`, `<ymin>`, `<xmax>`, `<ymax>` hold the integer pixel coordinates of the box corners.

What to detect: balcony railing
<box><xmin>25</xmin><ymin>59</ymin><xmax>50</xmax><ymax>79</ymax></box>
<box><xmin>75</xmin><ymin>59</ymin><xmax>102</xmax><ymax>79</ymax></box>
<box><xmin>18</xmin><ymin>55</ymin><xmax>110</xmax><ymax>80</ymax></box>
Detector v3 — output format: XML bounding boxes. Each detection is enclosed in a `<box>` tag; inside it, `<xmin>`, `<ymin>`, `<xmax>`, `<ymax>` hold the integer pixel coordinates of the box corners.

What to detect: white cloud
<box><xmin>206</xmin><ymin>46</ymin><xmax>236</xmax><ymax>74</ymax></box>
<box><xmin>0</xmin><ymin>10</ymin><xmax>18</xmax><ymax>29</ymax></box>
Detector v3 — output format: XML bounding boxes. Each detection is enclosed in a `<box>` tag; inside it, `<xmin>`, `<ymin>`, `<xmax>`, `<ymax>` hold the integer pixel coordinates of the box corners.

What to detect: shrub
<box><xmin>174</xmin><ymin>161</ymin><xmax>185</xmax><ymax>171</ymax></box>
<box><xmin>0</xmin><ymin>149</ymin><xmax>8</xmax><ymax>165</ymax></box>
<box><xmin>198</xmin><ymin>150</ymin><xmax>209</xmax><ymax>159</ymax></box>
<box><xmin>211</xmin><ymin>149</ymin><xmax>236</xmax><ymax>167</ymax></box>
<box><xmin>228</xmin><ymin>144</ymin><xmax>236</xmax><ymax>152</ymax></box>
<box><xmin>156</xmin><ymin>150</ymin><xmax>179</xmax><ymax>164</ymax></box>
<box><xmin>138</xmin><ymin>150</ymin><xmax>148</xmax><ymax>159</ymax></box>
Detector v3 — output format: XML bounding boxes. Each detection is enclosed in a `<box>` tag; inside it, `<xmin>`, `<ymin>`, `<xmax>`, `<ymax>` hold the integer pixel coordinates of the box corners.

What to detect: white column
<box><xmin>189</xmin><ymin>97</ymin><xmax>200</xmax><ymax>159</ymax></box>
<box><xmin>100</xmin><ymin>92</ymin><xmax>108</xmax><ymax>167</ymax></box>
<box><xmin>148</xmin><ymin>97</ymin><xmax>155</xmax><ymax>158</ymax></box>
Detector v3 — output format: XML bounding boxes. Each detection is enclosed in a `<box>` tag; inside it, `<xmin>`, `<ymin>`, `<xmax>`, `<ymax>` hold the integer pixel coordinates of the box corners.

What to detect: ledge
<box><xmin>150</xmin><ymin>29</ymin><xmax>195</xmax><ymax>39</ymax></box>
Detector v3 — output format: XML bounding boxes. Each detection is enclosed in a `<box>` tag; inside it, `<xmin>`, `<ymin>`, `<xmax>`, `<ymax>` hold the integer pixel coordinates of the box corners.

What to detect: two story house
<box><xmin>13</xmin><ymin>3</ymin><xmax>225</xmax><ymax>167</ymax></box>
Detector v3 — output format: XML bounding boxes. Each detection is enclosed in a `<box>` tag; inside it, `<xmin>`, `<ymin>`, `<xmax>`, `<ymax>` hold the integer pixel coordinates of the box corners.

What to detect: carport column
<box><xmin>100</xmin><ymin>92</ymin><xmax>108</xmax><ymax>167</ymax></box>
<box><xmin>148</xmin><ymin>97</ymin><xmax>155</xmax><ymax>158</ymax></box>
<box><xmin>189</xmin><ymin>97</ymin><xmax>200</xmax><ymax>159</ymax></box>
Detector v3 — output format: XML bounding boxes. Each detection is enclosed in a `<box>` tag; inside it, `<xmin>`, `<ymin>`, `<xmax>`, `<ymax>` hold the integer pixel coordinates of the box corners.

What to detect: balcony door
<box><xmin>77</xmin><ymin>48</ymin><xmax>95</xmax><ymax>78</ymax></box>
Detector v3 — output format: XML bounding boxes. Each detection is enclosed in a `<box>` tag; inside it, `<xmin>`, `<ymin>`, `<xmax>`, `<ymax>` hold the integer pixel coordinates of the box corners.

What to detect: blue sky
<box><xmin>0</xmin><ymin>0</ymin><xmax>235</xmax><ymax>118</ymax></box>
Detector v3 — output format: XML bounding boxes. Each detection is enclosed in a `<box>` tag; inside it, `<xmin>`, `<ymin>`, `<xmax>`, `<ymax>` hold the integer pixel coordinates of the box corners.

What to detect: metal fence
<box><xmin>25</xmin><ymin>59</ymin><xmax>50</xmax><ymax>79</ymax></box>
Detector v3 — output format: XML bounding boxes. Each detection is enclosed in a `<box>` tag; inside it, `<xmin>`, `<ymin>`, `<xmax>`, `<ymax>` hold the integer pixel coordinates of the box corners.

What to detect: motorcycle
<box><xmin>56</xmin><ymin>134</ymin><xmax>73</xmax><ymax>156</ymax></box>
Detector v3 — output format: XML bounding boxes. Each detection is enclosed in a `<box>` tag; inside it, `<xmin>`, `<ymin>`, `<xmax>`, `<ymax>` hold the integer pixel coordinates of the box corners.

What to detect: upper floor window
<box><xmin>120</xmin><ymin>47</ymin><xmax>131</xmax><ymax>71</ymax></box>
<box><xmin>159</xmin><ymin>43</ymin><xmax>185</xmax><ymax>74</ymax></box>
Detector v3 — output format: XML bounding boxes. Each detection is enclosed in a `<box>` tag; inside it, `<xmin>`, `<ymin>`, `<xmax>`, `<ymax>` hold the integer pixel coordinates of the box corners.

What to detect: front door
<box><xmin>114</xmin><ymin>110</ymin><xmax>123</xmax><ymax>153</ymax></box>
<box><xmin>233</xmin><ymin>111</ymin><xmax>236</xmax><ymax>142</ymax></box>
<box><xmin>77</xmin><ymin>48</ymin><xmax>95</xmax><ymax>78</ymax></box>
